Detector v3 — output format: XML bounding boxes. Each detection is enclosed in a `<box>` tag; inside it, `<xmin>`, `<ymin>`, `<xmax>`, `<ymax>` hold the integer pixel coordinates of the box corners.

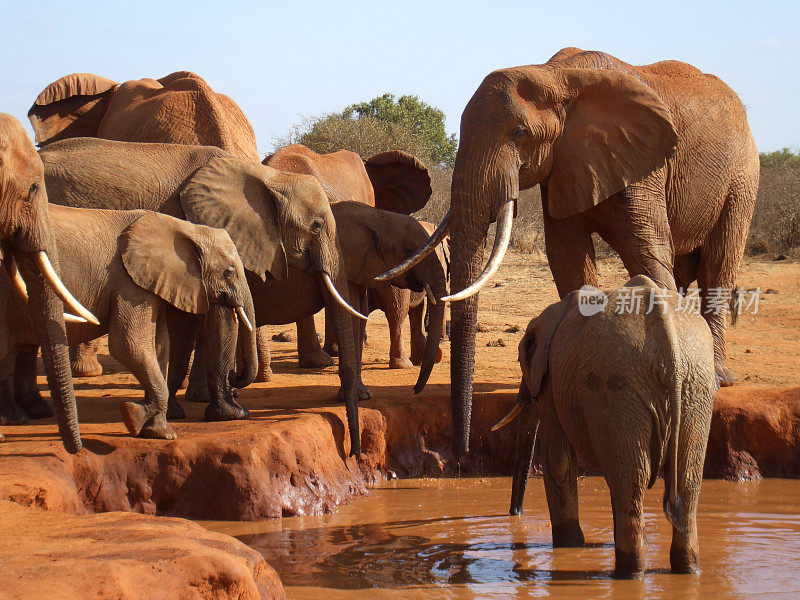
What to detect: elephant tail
<box><xmin>646</xmin><ymin>287</ymin><xmax>686</xmax><ymax>531</ymax></box>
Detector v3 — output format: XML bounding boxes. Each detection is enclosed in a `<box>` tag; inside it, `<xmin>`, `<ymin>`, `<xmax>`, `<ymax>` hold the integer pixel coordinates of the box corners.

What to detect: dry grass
<box><xmin>747</xmin><ymin>165</ymin><xmax>800</xmax><ymax>257</ymax></box>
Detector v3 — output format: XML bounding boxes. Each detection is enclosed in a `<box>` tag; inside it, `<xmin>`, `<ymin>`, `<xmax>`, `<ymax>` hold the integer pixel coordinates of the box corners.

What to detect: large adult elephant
<box><xmin>0</xmin><ymin>114</ymin><xmax>97</xmax><ymax>452</ymax></box>
<box><xmin>383</xmin><ymin>48</ymin><xmax>759</xmax><ymax>458</ymax></box>
<box><xmin>264</xmin><ymin>144</ymin><xmax>432</xmax><ymax>370</ymax></box>
<box><xmin>28</xmin><ymin>70</ymin><xmax>265</xmax><ymax>378</ymax></box>
<box><xmin>39</xmin><ymin>137</ymin><xmax>369</xmax><ymax>454</ymax></box>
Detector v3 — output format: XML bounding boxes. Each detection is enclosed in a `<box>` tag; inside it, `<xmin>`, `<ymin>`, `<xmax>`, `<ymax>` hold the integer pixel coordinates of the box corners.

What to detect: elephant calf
<box><xmin>496</xmin><ymin>275</ymin><xmax>716</xmax><ymax>578</ymax></box>
<box><xmin>0</xmin><ymin>205</ymin><xmax>257</xmax><ymax>439</ymax></box>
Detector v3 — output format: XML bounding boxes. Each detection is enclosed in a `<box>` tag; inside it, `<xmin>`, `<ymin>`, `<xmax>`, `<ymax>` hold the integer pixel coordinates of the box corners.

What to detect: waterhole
<box><xmin>205</xmin><ymin>477</ymin><xmax>800</xmax><ymax>599</ymax></box>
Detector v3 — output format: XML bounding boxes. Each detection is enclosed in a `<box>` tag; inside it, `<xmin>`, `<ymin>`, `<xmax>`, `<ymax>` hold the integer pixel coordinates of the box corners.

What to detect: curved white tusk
<box><xmin>375</xmin><ymin>210</ymin><xmax>451</xmax><ymax>282</ymax></box>
<box><xmin>424</xmin><ymin>283</ymin><xmax>437</xmax><ymax>306</ymax></box>
<box><xmin>7</xmin><ymin>258</ymin><xmax>30</xmax><ymax>302</ymax></box>
<box><xmin>36</xmin><ymin>251</ymin><xmax>100</xmax><ymax>326</ymax></box>
<box><xmin>63</xmin><ymin>313</ymin><xmax>87</xmax><ymax>324</ymax></box>
<box><xmin>235</xmin><ymin>305</ymin><xmax>253</xmax><ymax>332</ymax></box>
<box><xmin>321</xmin><ymin>272</ymin><xmax>369</xmax><ymax>321</ymax></box>
<box><xmin>441</xmin><ymin>201</ymin><xmax>514</xmax><ymax>303</ymax></box>
<box><xmin>491</xmin><ymin>398</ymin><xmax>526</xmax><ymax>432</ymax></box>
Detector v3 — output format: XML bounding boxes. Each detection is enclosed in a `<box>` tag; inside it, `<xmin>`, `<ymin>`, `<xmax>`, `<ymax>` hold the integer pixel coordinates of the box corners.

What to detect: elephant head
<box><xmin>0</xmin><ymin>114</ymin><xmax>99</xmax><ymax>453</ymax></box>
<box><xmin>28</xmin><ymin>71</ymin><xmax>259</xmax><ymax>161</ymax></box>
<box><xmin>331</xmin><ymin>201</ymin><xmax>448</xmax><ymax>392</ymax></box>
<box><xmin>382</xmin><ymin>49</ymin><xmax>678</xmax><ymax>457</ymax></box>
<box><xmin>119</xmin><ymin>213</ymin><xmax>258</xmax><ymax>388</ymax></box>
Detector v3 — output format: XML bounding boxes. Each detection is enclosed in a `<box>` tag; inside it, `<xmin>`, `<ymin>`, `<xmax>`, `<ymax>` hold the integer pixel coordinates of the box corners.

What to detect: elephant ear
<box><xmin>120</xmin><ymin>213</ymin><xmax>209</xmax><ymax>314</ymax></box>
<box><xmin>519</xmin><ymin>296</ymin><xmax>572</xmax><ymax>399</ymax></box>
<box><xmin>546</xmin><ymin>68</ymin><xmax>678</xmax><ymax>219</ymax></box>
<box><xmin>365</xmin><ymin>150</ymin><xmax>432</xmax><ymax>215</ymax></box>
<box><xmin>179</xmin><ymin>156</ymin><xmax>287</xmax><ymax>282</ymax></box>
<box><xmin>28</xmin><ymin>73</ymin><xmax>118</xmax><ymax>146</ymax></box>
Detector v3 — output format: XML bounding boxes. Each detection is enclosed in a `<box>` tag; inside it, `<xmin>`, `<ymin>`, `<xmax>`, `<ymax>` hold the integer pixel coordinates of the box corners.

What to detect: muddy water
<box><xmin>205</xmin><ymin>477</ymin><xmax>800</xmax><ymax>599</ymax></box>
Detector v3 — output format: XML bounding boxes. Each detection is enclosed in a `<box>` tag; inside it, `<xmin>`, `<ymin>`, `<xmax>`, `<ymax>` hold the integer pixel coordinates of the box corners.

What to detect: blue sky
<box><xmin>1</xmin><ymin>0</ymin><xmax>797</xmax><ymax>155</ymax></box>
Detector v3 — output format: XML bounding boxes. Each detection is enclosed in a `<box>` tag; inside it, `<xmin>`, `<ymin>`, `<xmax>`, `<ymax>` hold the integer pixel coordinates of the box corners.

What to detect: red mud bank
<box><xmin>0</xmin><ymin>500</ymin><xmax>285</xmax><ymax>600</ymax></box>
<box><xmin>1</xmin><ymin>385</ymin><xmax>798</xmax><ymax>521</ymax></box>
<box><xmin>705</xmin><ymin>386</ymin><xmax>800</xmax><ymax>480</ymax></box>
<box><xmin>0</xmin><ymin>384</ymin><xmax>517</xmax><ymax>521</ymax></box>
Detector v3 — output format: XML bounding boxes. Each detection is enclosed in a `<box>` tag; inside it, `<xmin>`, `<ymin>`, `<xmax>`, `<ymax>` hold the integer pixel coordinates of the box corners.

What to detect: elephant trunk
<box><xmin>16</xmin><ymin>246</ymin><xmax>82</xmax><ymax>453</ymax></box>
<box><xmin>320</xmin><ymin>260</ymin><xmax>362</xmax><ymax>456</ymax></box>
<box><xmin>413</xmin><ymin>256</ymin><xmax>448</xmax><ymax>394</ymax></box>
<box><xmin>229</xmin><ymin>290</ymin><xmax>258</xmax><ymax>389</ymax></box>
<box><xmin>510</xmin><ymin>388</ymin><xmax>539</xmax><ymax>515</ymax></box>
<box><xmin>448</xmin><ymin>151</ymin><xmax>518</xmax><ymax>459</ymax></box>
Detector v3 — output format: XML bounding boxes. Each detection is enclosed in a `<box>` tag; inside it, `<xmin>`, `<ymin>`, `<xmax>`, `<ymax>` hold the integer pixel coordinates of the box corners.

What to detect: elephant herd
<box><xmin>0</xmin><ymin>47</ymin><xmax>759</xmax><ymax>578</ymax></box>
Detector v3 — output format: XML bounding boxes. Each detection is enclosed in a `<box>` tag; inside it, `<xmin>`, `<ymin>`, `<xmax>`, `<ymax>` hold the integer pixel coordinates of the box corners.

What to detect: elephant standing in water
<box><xmin>264</xmin><ymin>144</ymin><xmax>433</xmax><ymax>371</ymax></box>
<box><xmin>2</xmin><ymin>209</ymin><xmax>257</xmax><ymax>439</ymax></box>
<box><xmin>39</xmin><ymin>138</ymin><xmax>380</xmax><ymax>454</ymax></box>
<box><xmin>384</xmin><ymin>48</ymin><xmax>758</xmax><ymax>458</ymax></box>
<box><xmin>0</xmin><ymin>114</ymin><xmax>98</xmax><ymax>451</ymax></box>
<box><xmin>494</xmin><ymin>276</ymin><xmax>716</xmax><ymax>577</ymax></box>
<box><xmin>28</xmin><ymin>70</ymin><xmax>270</xmax><ymax>379</ymax></box>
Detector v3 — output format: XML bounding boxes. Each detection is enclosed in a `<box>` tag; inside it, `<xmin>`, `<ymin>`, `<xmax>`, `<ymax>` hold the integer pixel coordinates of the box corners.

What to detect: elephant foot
<box><xmin>184</xmin><ymin>380</ymin><xmax>211</xmax><ymax>403</ymax></box>
<box><xmin>71</xmin><ymin>355</ymin><xmax>103</xmax><ymax>378</ymax></box>
<box><xmin>140</xmin><ymin>414</ymin><xmax>177</xmax><ymax>440</ymax></box>
<box><xmin>0</xmin><ymin>400</ymin><xmax>29</xmax><ymax>425</ymax></box>
<box><xmin>715</xmin><ymin>361</ymin><xmax>735</xmax><ymax>388</ymax></box>
<box><xmin>166</xmin><ymin>398</ymin><xmax>186</xmax><ymax>420</ymax></box>
<box><xmin>254</xmin><ymin>365</ymin><xmax>273</xmax><ymax>383</ymax></box>
<box><xmin>17</xmin><ymin>394</ymin><xmax>55</xmax><ymax>420</ymax></box>
<box><xmin>121</xmin><ymin>402</ymin><xmax>176</xmax><ymax>439</ymax></box>
<box><xmin>338</xmin><ymin>382</ymin><xmax>371</xmax><ymax>404</ymax></box>
<box><xmin>204</xmin><ymin>398</ymin><xmax>250</xmax><ymax>422</ymax></box>
<box><xmin>552</xmin><ymin>520</ymin><xmax>585</xmax><ymax>548</ymax></box>
<box><xmin>613</xmin><ymin>547</ymin><xmax>645</xmax><ymax>579</ymax></box>
<box><xmin>670</xmin><ymin>543</ymin><xmax>701</xmax><ymax>574</ymax></box>
<box><xmin>389</xmin><ymin>355</ymin><xmax>414</xmax><ymax>369</ymax></box>
<box><xmin>299</xmin><ymin>348</ymin><xmax>335</xmax><ymax>369</ymax></box>
<box><xmin>323</xmin><ymin>342</ymin><xmax>339</xmax><ymax>357</ymax></box>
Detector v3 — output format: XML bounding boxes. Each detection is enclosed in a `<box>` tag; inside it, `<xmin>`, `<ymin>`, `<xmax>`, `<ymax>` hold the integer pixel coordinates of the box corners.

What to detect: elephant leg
<box><xmin>697</xmin><ymin>180</ymin><xmax>757</xmax><ymax>388</ymax></box>
<box><xmin>70</xmin><ymin>338</ymin><xmax>103</xmax><ymax>377</ymax></box>
<box><xmin>14</xmin><ymin>347</ymin><xmax>53</xmax><ymax>419</ymax></box>
<box><xmin>669</xmin><ymin>383</ymin><xmax>713</xmax><ymax>574</ymax></box>
<box><xmin>111</xmin><ymin>300</ymin><xmax>176</xmax><ymax>440</ymax></box>
<box><xmin>540</xmin><ymin>409</ymin><xmax>584</xmax><ymax>547</ymax></box>
<box><xmin>607</xmin><ymin>468</ymin><xmax>648</xmax><ymax>578</ymax></box>
<box><xmin>298</xmin><ymin>314</ymin><xmax>334</xmax><ymax>368</ymax></box>
<box><xmin>543</xmin><ymin>202</ymin><xmax>598</xmax><ymax>297</ymax></box>
<box><xmin>0</xmin><ymin>350</ymin><xmax>28</xmax><ymax>426</ymax></box>
<box><xmin>383</xmin><ymin>287</ymin><xmax>412</xmax><ymax>369</ymax></box>
<box><xmin>254</xmin><ymin>326</ymin><xmax>274</xmax><ymax>382</ymax></box>
<box><xmin>185</xmin><ymin>321</ymin><xmax>211</xmax><ymax>404</ymax></box>
<box><xmin>165</xmin><ymin>309</ymin><xmax>199</xmax><ymax>420</ymax></box>
<box><xmin>409</xmin><ymin>296</ymin><xmax>427</xmax><ymax>366</ymax></box>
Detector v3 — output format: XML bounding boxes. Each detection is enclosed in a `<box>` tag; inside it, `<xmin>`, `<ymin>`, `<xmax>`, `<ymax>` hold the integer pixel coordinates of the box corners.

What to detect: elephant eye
<box><xmin>512</xmin><ymin>125</ymin><xmax>528</xmax><ymax>140</ymax></box>
<box><xmin>226</xmin><ymin>265</ymin><xmax>236</xmax><ymax>277</ymax></box>
<box><xmin>311</xmin><ymin>220</ymin><xmax>324</xmax><ymax>234</ymax></box>
<box><xmin>27</xmin><ymin>182</ymin><xmax>39</xmax><ymax>200</ymax></box>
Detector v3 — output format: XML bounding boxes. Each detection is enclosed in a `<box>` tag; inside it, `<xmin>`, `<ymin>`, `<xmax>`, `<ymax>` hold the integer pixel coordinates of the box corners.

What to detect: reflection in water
<box><xmin>206</xmin><ymin>477</ymin><xmax>800</xmax><ymax>599</ymax></box>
